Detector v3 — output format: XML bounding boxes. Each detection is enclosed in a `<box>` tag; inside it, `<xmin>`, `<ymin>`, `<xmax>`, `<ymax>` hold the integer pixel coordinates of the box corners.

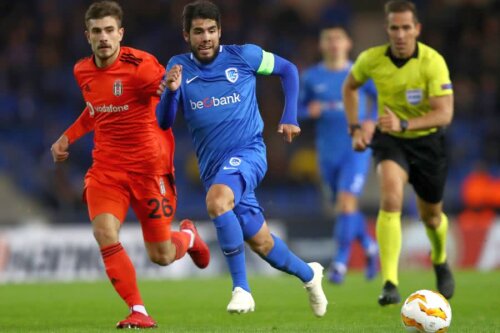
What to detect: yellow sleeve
<box><xmin>427</xmin><ymin>53</ymin><xmax>453</xmax><ymax>97</ymax></box>
<box><xmin>351</xmin><ymin>50</ymin><xmax>371</xmax><ymax>84</ymax></box>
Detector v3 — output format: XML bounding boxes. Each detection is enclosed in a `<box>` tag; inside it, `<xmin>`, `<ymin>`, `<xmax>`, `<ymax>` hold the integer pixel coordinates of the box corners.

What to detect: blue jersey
<box><xmin>299</xmin><ymin>62</ymin><xmax>377</xmax><ymax>164</ymax></box>
<box><xmin>167</xmin><ymin>45</ymin><xmax>271</xmax><ymax>182</ymax></box>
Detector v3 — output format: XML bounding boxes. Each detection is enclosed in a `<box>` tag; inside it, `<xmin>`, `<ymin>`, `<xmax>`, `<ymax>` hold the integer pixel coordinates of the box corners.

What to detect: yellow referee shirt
<box><xmin>351</xmin><ymin>42</ymin><xmax>453</xmax><ymax>138</ymax></box>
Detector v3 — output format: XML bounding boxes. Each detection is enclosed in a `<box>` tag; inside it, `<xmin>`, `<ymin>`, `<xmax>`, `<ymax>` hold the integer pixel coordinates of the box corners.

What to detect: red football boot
<box><xmin>180</xmin><ymin>219</ymin><xmax>210</xmax><ymax>269</ymax></box>
<box><xmin>116</xmin><ymin>311</ymin><xmax>157</xmax><ymax>329</ymax></box>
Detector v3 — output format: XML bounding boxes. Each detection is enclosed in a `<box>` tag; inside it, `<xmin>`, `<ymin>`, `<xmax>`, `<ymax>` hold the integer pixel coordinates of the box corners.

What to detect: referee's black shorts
<box><xmin>371</xmin><ymin>129</ymin><xmax>448</xmax><ymax>204</ymax></box>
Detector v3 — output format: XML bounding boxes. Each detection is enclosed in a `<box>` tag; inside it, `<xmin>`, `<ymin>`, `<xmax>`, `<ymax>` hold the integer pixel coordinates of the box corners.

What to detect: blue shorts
<box><xmin>319</xmin><ymin>148</ymin><xmax>371</xmax><ymax>201</ymax></box>
<box><xmin>205</xmin><ymin>149</ymin><xmax>267</xmax><ymax>239</ymax></box>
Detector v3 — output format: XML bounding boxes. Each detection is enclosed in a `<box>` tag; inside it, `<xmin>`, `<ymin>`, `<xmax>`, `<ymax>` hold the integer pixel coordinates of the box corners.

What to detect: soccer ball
<box><xmin>401</xmin><ymin>289</ymin><xmax>452</xmax><ymax>332</ymax></box>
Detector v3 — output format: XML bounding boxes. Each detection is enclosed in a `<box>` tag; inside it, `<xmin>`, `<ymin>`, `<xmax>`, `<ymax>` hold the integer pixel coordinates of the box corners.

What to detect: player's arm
<box><xmin>156</xmin><ymin>64</ymin><xmax>182</xmax><ymax>130</ymax></box>
<box><xmin>343</xmin><ymin>72</ymin><xmax>368</xmax><ymax>151</ymax></box>
<box><xmin>266</xmin><ymin>53</ymin><xmax>301</xmax><ymax>143</ymax></box>
<box><xmin>51</xmin><ymin>107</ymin><xmax>95</xmax><ymax>162</ymax></box>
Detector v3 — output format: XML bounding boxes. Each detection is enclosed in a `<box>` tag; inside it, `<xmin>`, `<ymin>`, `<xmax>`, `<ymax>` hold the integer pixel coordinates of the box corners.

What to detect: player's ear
<box><xmin>118</xmin><ymin>27</ymin><xmax>124</xmax><ymax>42</ymax></box>
<box><xmin>85</xmin><ymin>30</ymin><xmax>91</xmax><ymax>44</ymax></box>
<box><xmin>415</xmin><ymin>23</ymin><xmax>421</xmax><ymax>38</ymax></box>
<box><xmin>183</xmin><ymin>31</ymin><xmax>189</xmax><ymax>43</ymax></box>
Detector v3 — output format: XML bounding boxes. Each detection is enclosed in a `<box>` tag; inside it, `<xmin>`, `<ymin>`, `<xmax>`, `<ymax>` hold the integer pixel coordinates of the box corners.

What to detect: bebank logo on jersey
<box><xmin>189</xmin><ymin>93</ymin><xmax>241</xmax><ymax>111</ymax></box>
<box><xmin>86</xmin><ymin>101</ymin><xmax>129</xmax><ymax>117</ymax></box>
<box><xmin>225</xmin><ymin>68</ymin><xmax>238</xmax><ymax>83</ymax></box>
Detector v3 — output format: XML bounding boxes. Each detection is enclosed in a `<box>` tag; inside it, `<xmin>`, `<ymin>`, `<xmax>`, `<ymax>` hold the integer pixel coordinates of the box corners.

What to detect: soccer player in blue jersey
<box><xmin>299</xmin><ymin>26</ymin><xmax>378</xmax><ymax>284</ymax></box>
<box><xmin>156</xmin><ymin>0</ymin><xmax>327</xmax><ymax>316</ymax></box>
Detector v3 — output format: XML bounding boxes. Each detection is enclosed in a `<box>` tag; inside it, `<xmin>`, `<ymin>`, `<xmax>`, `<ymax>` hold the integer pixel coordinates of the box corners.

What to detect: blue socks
<box><xmin>334</xmin><ymin>212</ymin><xmax>359</xmax><ymax>266</ymax></box>
<box><xmin>263</xmin><ymin>234</ymin><xmax>313</xmax><ymax>283</ymax></box>
<box><xmin>355</xmin><ymin>212</ymin><xmax>375</xmax><ymax>251</ymax></box>
<box><xmin>213</xmin><ymin>211</ymin><xmax>250</xmax><ymax>292</ymax></box>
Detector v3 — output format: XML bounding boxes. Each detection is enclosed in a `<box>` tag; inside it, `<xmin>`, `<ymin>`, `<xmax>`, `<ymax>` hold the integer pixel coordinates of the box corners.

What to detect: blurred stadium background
<box><xmin>0</xmin><ymin>0</ymin><xmax>498</xmax><ymax>283</ymax></box>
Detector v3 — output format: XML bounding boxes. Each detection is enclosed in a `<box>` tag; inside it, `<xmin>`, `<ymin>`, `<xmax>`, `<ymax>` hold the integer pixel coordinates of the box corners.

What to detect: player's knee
<box><xmin>93</xmin><ymin>227</ymin><xmax>119</xmax><ymax>246</ymax></box>
<box><xmin>149</xmin><ymin>252</ymin><xmax>175</xmax><ymax>266</ymax></box>
<box><xmin>206</xmin><ymin>195</ymin><xmax>233</xmax><ymax>218</ymax></box>
<box><xmin>421</xmin><ymin>212</ymin><xmax>441</xmax><ymax>229</ymax></box>
<box><xmin>380</xmin><ymin>192</ymin><xmax>403</xmax><ymax>212</ymax></box>
<box><xmin>337</xmin><ymin>193</ymin><xmax>358</xmax><ymax>213</ymax></box>
<box><xmin>249</xmin><ymin>235</ymin><xmax>274</xmax><ymax>256</ymax></box>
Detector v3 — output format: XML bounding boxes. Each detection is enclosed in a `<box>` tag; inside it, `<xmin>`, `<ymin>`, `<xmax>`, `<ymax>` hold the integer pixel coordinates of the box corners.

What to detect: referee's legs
<box><xmin>376</xmin><ymin>160</ymin><xmax>407</xmax><ymax>305</ymax></box>
<box><xmin>417</xmin><ymin>198</ymin><xmax>455</xmax><ymax>299</ymax></box>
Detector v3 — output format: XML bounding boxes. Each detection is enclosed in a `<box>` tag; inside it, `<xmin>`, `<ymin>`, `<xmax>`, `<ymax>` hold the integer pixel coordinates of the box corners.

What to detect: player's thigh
<box><xmin>84</xmin><ymin>168</ymin><xmax>130</xmax><ymax>224</ymax></box>
<box><xmin>319</xmin><ymin>160</ymin><xmax>340</xmax><ymax>202</ymax></box>
<box><xmin>130</xmin><ymin>173</ymin><xmax>177</xmax><ymax>243</ymax></box>
<box><xmin>337</xmin><ymin>150</ymin><xmax>371</xmax><ymax>212</ymax></box>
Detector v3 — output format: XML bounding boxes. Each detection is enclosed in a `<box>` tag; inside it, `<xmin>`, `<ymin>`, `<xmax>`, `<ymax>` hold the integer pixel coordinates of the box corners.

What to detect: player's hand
<box><xmin>352</xmin><ymin>129</ymin><xmax>369</xmax><ymax>151</ymax></box>
<box><xmin>308</xmin><ymin>101</ymin><xmax>322</xmax><ymax>119</ymax></box>
<box><xmin>378</xmin><ymin>106</ymin><xmax>401</xmax><ymax>132</ymax></box>
<box><xmin>165</xmin><ymin>64</ymin><xmax>183</xmax><ymax>92</ymax></box>
<box><xmin>278</xmin><ymin>124</ymin><xmax>301</xmax><ymax>143</ymax></box>
<box><xmin>156</xmin><ymin>79</ymin><xmax>167</xmax><ymax>96</ymax></box>
<box><xmin>51</xmin><ymin>135</ymin><xmax>70</xmax><ymax>163</ymax></box>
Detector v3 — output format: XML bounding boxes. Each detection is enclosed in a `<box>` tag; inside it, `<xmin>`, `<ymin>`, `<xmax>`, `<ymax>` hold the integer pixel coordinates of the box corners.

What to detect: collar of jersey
<box><xmin>385</xmin><ymin>43</ymin><xmax>419</xmax><ymax>68</ymax></box>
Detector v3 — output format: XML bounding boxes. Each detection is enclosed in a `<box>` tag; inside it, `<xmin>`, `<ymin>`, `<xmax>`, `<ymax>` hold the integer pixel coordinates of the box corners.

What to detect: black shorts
<box><xmin>371</xmin><ymin>129</ymin><xmax>448</xmax><ymax>204</ymax></box>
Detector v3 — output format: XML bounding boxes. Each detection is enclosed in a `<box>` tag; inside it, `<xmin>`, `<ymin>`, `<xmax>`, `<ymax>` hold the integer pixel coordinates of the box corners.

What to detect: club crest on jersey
<box><xmin>225</xmin><ymin>68</ymin><xmax>238</xmax><ymax>83</ymax></box>
<box><xmin>113</xmin><ymin>80</ymin><xmax>123</xmax><ymax>96</ymax></box>
<box><xmin>406</xmin><ymin>89</ymin><xmax>423</xmax><ymax>105</ymax></box>
<box><xmin>229</xmin><ymin>157</ymin><xmax>241</xmax><ymax>166</ymax></box>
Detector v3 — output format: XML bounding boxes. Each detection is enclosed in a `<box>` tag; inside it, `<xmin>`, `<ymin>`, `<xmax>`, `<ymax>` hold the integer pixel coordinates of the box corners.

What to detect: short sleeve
<box><xmin>137</xmin><ymin>54</ymin><xmax>165</xmax><ymax>96</ymax></box>
<box><xmin>351</xmin><ymin>50</ymin><xmax>371</xmax><ymax>84</ymax></box>
<box><xmin>426</xmin><ymin>54</ymin><xmax>453</xmax><ymax>97</ymax></box>
<box><xmin>240</xmin><ymin>44</ymin><xmax>275</xmax><ymax>75</ymax></box>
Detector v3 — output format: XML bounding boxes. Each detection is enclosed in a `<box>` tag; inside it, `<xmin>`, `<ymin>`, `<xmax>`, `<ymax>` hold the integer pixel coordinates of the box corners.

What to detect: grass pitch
<box><xmin>0</xmin><ymin>270</ymin><xmax>498</xmax><ymax>332</ymax></box>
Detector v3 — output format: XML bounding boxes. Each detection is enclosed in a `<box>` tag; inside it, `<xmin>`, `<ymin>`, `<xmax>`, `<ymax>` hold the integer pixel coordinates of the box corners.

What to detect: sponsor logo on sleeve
<box><xmin>441</xmin><ymin>83</ymin><xmax>453</xmax><ymax>90</ymax></box>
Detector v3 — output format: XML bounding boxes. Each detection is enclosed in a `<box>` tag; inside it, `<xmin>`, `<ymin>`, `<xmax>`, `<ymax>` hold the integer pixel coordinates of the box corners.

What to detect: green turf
<box><xmin>0</xmin><ymin>270</ymin><xmax>499</xmax><ymax>332</ymax></box>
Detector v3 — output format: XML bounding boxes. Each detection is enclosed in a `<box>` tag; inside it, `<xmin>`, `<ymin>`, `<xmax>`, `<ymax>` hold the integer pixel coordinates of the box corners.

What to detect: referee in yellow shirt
<box><xmin>343</xmin><ymin>0</ymin><xmax>455</xmax><ymax>306</ymax></box>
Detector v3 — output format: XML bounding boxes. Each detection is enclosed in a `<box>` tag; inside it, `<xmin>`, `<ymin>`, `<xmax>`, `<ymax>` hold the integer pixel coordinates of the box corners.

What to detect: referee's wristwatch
<box><xmin>400</xmin><ymin>119</ymin><xmax>409</xmax><ymax>133</ymax></box>
<box><xmin>348</xmin><ymin>124</ymin><xmax>361</xmax><ymax>137</ymax></box>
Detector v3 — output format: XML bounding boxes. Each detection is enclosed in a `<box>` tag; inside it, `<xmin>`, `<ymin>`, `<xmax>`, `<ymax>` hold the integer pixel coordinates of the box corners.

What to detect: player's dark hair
<box><xmin>182</xmin><ymin>0</ymin><xmax>221</xmax><ymax>33</ymax></box>
<box><xmin>319</xmin><ymin>24</ymin><xmax>351</xmax><ymax>37</ymax></box>
<box><xmin>85</xmin><ymin>1</ymin><xmax>123</xmax><ymax>28</ymax></box>
<box><xmin>384</xmin><ymin>0</ymin><xmax>419</xmax><ymax>23</ymax></box>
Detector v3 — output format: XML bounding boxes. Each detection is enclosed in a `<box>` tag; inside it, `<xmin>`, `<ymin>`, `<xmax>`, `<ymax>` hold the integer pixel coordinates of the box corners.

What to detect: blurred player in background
<box><xmin>299</xmin><ymin>25</ymin><xmax>378</xmax><ymax>284</ymax></box>
<box><xmin>343</xmin><ymin>0</ymin><xmax>455</xmax><ymax>305</ymax></box>
<box><xmin>50</xmin><ymin>1</ymin><xmax>209</xmax><ymax>328</ymax></box>
<box><xmin>156</xmin><ymin>0</ymin><xmax>327</xmax><ymax>317</ymax></box>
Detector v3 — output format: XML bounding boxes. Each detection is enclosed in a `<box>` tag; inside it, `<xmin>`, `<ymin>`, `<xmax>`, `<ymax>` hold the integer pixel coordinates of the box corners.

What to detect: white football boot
<box><xmin>227</xmin><ymin>287</ymin><xmax>255</xmax><ymax>314</ymax></box>
<box><xmin>304</xmin><ymin>262</ymin><xmax>328</xmax><ymax>317</ymax></box>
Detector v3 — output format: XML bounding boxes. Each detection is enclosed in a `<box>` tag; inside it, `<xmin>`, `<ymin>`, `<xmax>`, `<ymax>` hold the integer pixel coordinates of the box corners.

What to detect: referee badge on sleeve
<box><xmin>406</xmin><ymin>89</ymin><xmax>423</xmax><ymax>105</ymax></box>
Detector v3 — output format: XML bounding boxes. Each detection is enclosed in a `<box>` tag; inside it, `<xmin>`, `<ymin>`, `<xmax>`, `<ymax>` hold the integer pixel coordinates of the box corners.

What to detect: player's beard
<box><xmin>192</xmin><ymin>43</ymin><xmax>220</xmax><ymax>64</ymax></box>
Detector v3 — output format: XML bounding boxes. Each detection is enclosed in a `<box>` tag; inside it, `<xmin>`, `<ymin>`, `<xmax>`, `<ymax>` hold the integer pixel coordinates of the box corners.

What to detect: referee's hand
<box><xmin>378</xmin><ymin>106</ymin><xmax>401</xmax><ymax>132</ymax></box>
